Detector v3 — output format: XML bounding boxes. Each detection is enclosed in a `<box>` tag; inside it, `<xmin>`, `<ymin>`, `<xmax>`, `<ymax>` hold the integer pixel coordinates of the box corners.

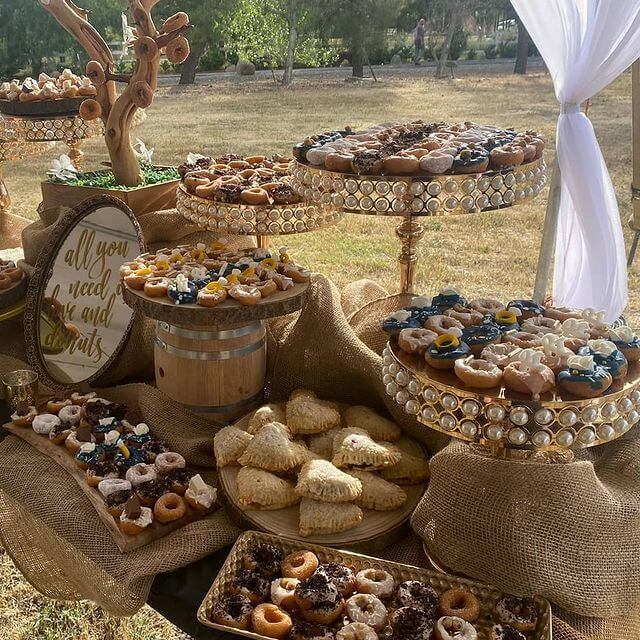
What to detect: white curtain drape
<box><xmin>511</xmin><ymin>0</ymin><xmax>640</xmax><ymax>321</ymax></box>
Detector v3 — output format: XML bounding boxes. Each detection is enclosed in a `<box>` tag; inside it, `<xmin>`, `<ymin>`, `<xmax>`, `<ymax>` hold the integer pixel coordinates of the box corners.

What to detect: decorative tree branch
<box><xmin>38</xmin><ymin>0</ymin><xmax>190</xmax><ymax>187</ymax></box>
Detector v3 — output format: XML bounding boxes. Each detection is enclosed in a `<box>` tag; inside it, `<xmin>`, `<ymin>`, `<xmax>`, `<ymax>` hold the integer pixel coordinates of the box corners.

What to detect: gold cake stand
<box><xmin>382</xmin><ymin>340</ymin><xmax>640</xmax><ymax>460</ymax></box>
<box><xmin>291</xmin><ymin>158</ymin><xmax>547</xmax><ymax>293</ymax></box>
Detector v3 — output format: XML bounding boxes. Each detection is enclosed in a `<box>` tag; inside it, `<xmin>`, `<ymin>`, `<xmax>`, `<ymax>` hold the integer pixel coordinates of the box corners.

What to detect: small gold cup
<box><xmin>2</xmin><ymin>370</ymin><xmax>39</xmax><ymax>412</ymax></box>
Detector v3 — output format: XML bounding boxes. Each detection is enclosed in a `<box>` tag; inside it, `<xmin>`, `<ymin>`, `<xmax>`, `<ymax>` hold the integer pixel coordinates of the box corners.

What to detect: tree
<box><xmin>513</xmin><ymin>13</ymin><xmax>530</xmax><ymax>74</ymax></box>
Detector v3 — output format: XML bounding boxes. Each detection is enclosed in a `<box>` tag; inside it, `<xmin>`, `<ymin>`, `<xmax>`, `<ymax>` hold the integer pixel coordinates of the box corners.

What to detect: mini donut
<box><xmin>273</xmin><ymin>162</ymin><xmax>291</xmax><ymax>175</ymax></box>
<box><xmin>314</xmin><ymin>562</ymin><xmax>356</xmax><ymax>597</ymax></box>
<box><xmin>460</xmin><ymin>324</ymin><xmax>502</xmax><ymax>355</ymax></box>
<box><xmin>355</xmin><ymin>568</ymin><xmax>395</xmax><ymax>599</ymax></box>
<box><xmin>454</xmin><ymin>356</ymin><xmax>502</xmax><ymax>389</ymax></box>
<box><xmin>243</xmin><ymin>543</ymin><xmax>284</xmax><ymax>576</ymax></box>
<box><xmin>398</xmin><ymin>328</ymin><xmax>438</xmax><ymax>355</ymax></box>
<box><xmin>502</xmin><ymin>331</ymin><xmax>542</xmax><ymax>350</ymax></box>
<box><xmin>153</xmin><ymin>492</ymin><xmax>187</xmax><ymax>523</ymax></box>
<box><xmin>345</xmin><ymin>593</ymin><xmax>387</xmax><ymax>630</ymax></box>
<box><xmin>468</xmin><ymin>298</ymin><xmax>505</xmax><ymax>315</ymax></box>
<box><xmin>282</xmin><ymin>550</ymin><xmax>319</xmax><ymax>581</ymax></box>
<box><xmin>382</xmin><ymin>155</ymin><xmax>420</xmax><ymax>175</ymax></box>
<box><xmin>507</xmin><ymin>299</ymin><xmax>545</xmax><ymax>321</ymax></box>
<box><xmin>444</xmin><ymin>305</ymin><xmax>483</xmax><ymax>328</ymax></box>
<box><xmin>351</xmin><ymin>151</ymin><xmax>383</xmax><ymax>175</ymax></box>
<box><xmin>48</xmin><ymin>422</ymin><xmax>73</xmax><ymax>445</ymax></box>
<box><xmin>419</xmin><ymin>149</ymin><xmax>454</xmax><ymax>174</ymax></box>
<box><xmin>46</xmin><ymin>395</ymin><xmax>72</xmax><ymax>414</ymax></box>
<box><xmin>489</xmin><ymin>144</ymin><xmax>524</xmax><ymax>168</ymax></box>
<box><xmin>125</xmin><ymin>463</ymin><xmax>158</xmax><ymax>487</ymax></box>
<box><xmin>424</xmin><ymin>315</ymin><xmax>464</xmax><ymax>337</ymax></box>
<box><xmin>495</xmin><ymin>595</ymin><xmax>539</xmax><ymax>633</ymax></box>
<box><xmin>488</xmin><ymin>624</ymin><xmax>526</xmax><ymax>640</ymax></box>
<box><xmin>229</xmin><ymin>284</ymin><xmax>262</xmax><ymax>306</ymax></box>
<box><xmin>70</xmin><ymin>391</ymin><xmax>97</xmax><ymax>405</ymax></box>
<box><xmin>10</xmin><ymin>403</ymin><xmax>37</xmax><ymax>428</ymax></box>
<box><xmin>521</xmin><ymin>316</ymin><xmax>562</xmax><ymax>335</ymax></box>
<box><xmin>229</xmin><ymin>159</ymin><xmax>251</xmax><ymax>169</ymax></box>
<box><xmin>238</xmin><ymin>168</ymin><xmax>257</xmax><ymax>180</ymax></box>
<box><xmin>143</xmin><ymin>277</ymin><xmax>170</xmax><ymax>298</ymax></box>
<box><xmin>98</xmin><ymin>478</ymin><xmax>131</xmax><ymax>498</ymax></box>
<box><xmin>85</xmin><ymin>460</ymin><xmax>119</xmax><ymax>487</ymax></box>
<box><xmin>434</xmin><ymin>616</ymin><xmax>478</xmax><ymax>640</ymax></box>
<box><xmin>439</xmin><ymin>588</ymin><xmax>480</xmax><ymax>622</ymax></box>
<box><xmin>154</xmin><ymin>451</ymin><xmax>186</xmax><ymax>475</ymax></box>
<box><xmin>426</xmin><ymin>333</ymin><xmax>473</xmax><ymax>370</ymax></box>
<box><xmin>390</xmin><ymin>607</ymin><xmax>433</xmax><ymax>640</ymax></box>
<box><xmin>325</xmin><ymin>152</ymin><xmax>355</xmax><ymax>173</ymax></box>
<box><xmin>197</xmin><ymin>281</ymin><xmax>228</xmax><ymax>307</ymax></box>
<box><xmin>246</xmin><ymin>155</ymin><xmax>266</xmax><ymax>164</ymax></box>
<box><xmin>480</xmin><ymin>343</ymin><xmax>522</xmax><ymax>369</ymax></box>
<box><xmin>32</xmin><ymin>413</ymin><xmax>61</xmax><ymax>435</ymax></box>
<box><xmin>241</xmin><ymin>187</ymin><xmax>270</xmax><ymax>205</ymax></box>
<box><xmin>544</xmin><ymin>306</ymin><xmax>582</xmax><ymax>322</ymax></box>
<box><xmin>270</xmin><ymin>578</ymin><xmax>300</xmax><ymax>610</ymax></box>
<box><xmin>256</xmin><ymin>279</ymin><xmax>278</xmax><ymax>298</ymax></box>
<box><xmin>395</xmin><ymin>581</ymin><xmax>438</xmax><ymax>617</ymax></box>
<box><xmin>337</xmin><ymin>622</ymin><xmax>378</xmax><ymax>640</ymax></box>
<box><xmin>251</xmin><ymin>603</ymin><xmax>292</xmax><ymax>639</ymax></box>
<box><xmin>295</xmin><ymin>573</ymin><xmax>341</xmax><ymax>612</ymax></box>
<box><xmin>211</xmin><ymin>594</ymin><xmax>253</xmax><ymax>630</ymax></box>
<box><xmin>503</xmin><ymin>357</ymin><xmax>556</xmax><ymax>400</ymax></box>
<box><xmin>289</xmin><ymin>620</ymin><xmax>335</xmax><ymax>640</ymax></box>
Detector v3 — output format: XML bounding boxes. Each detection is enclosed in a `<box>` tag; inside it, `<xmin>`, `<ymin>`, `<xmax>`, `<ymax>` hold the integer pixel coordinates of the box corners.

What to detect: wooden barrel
<box><xmin>154</xmin><ymin>320</ymin><xmax>266</xmax><ymax>422</ymax></box>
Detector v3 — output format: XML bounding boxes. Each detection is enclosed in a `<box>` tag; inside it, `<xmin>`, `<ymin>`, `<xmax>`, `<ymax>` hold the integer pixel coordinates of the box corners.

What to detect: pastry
<box><xmin>251</xmin><ymin>603</ymin><xmax>292</xmax><ymax>639</ymax></box>
<box><xmin>247</xmin><ymin>403</ymin><xmax>287</xmax><ymax>435</ymax></box>
<box><xmin>238</xmin><ymin>423</ymin><xmax>308</xmax><ymax>472</ymax></box>
<box><xmin>495</xmin><ymin>595</ymin><xmax>538</xmax><ymax>633</ymax></box>
<box><xmin>435</xmin><ymin>616</ymin><xmax>478</xmax><ymax>640</ymax></box>
<box><xmin>342</xmin><ymin>406</ymin><xmax>401</xmax><ymax>442</ymax></box>
<box><xmin>243</xmin><ymin>543</ymin><xmax>284</xmax><ymax>577</ymax></box>
<box><xmin>348</xmin><ymin>470</ymin><xmax>407</xmax><ymax>511</ymax></box>
<box><xmin>298</xmin><ymin>498</ymin><xmax>363</xmax><ymax>536</ymax></box>
<box><xmin>307</xmin><ymin>428</ymin><xmax>341</xmax><ymax>459</ymax></box>
<box><xmin>214</xmin><ymin>425</ymin><xmax>253</xmax><ymax>466</ymax></box>
<box><xmin>332</xmin><ymin>428</ymin><xmax>402</xmax><ymax>470</ymax></box>
<box><xmin>270</xmin><ymin>577</ymin><xmax>300</xmax><ymax>610</ymax></box>
<box><xmin>286</xmin><ymin>391</ymin><xmax>342</xmax><ymax>435</ymax></box>
<box><xmin>345</xmin><ymin>593</ymin><xmax>387</xmax><ymax>630</ymax></box>
<box><xmin>282</xmin><ymin>550</ymin><xmax>319</xmax><ymax>581</ymax></box>
<box><xmin>439</xmin><ymin>588</ymin><xmax>480</xmax><ymax>622</ymax></box>
<box><xmin>381</xmin><ymin>451</ymin><xmax>430</xmax><ymax>485</ymax></box>
<box><xmin>184</xmin><ymin>474</ymin><xmax>217</xmax><ymax>512</ymax></box>
<box><xmin>355</xmin><ymin>568</ymin><xmax>395</xmax><ymax>599</ymax></box>
<box><xmin>211</xmin><ymin>594</ymin><xmax>253</xmax><ymax>630</ymax></box>
<box><xmin>237</xmin><ymin>466</ymin><xmax>300</xmax><ymax>510</ymax></box>
<box><xmin>296</xmin><ymin>460</ymin><xmax>363</xmax><ymax>503</ymax></box>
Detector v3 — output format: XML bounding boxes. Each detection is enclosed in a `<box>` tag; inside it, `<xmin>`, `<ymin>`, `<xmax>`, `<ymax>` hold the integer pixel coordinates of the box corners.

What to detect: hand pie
<box><xmin>381</xmin><ymin>451</ymin><xmax>430</xmax><ymax>485</ymax></box>
<box><xmin>286</xmin><ymin>391</ymin><xmax>342</xmax><ymax>435</ymax></box>
<box><xmin>343</xmin><ymin>405</ymin><xmax>402</xmax><ymax>442</ymax></box>
<box><xmin>332</xmin><ymin>428</ymin><xmax>402</xmax><ymax>470</ymax></box>
<box><xmin>348</xmin><ymin>470</ymin><xmax>407</xmax><ymax>511</ymax></box>
<box><xmin>237</xmin><ymin>423</ymin><xmax>308</xmax><ymax>472</ymax></box>
<box><xmin>299</xmin><ymin>498</ymin><xmax>363</xmax><ymax>537</ymax></box>
<box><xmin>247</xmin><ymin>403</ymin><xmax>287</xmax><ymax>435</ymax></box>
<box><xmin>237</xmin><ymin>467</ymin><xmax>300</xmax><ymax>510</ymax></box>
<box><xmin>214</xmin><ymin>426</ymin><xmax>253</xmax><ymax>467</ymax></box>
<box><xmin>296</xmin><ymin>460</ymin><xmax>363</xmax><ymax>503</ymax></box>
<box><xmin>307</xmin><ymin>428</ymin><xmax>341</xmax><ymax>460</ymax></box>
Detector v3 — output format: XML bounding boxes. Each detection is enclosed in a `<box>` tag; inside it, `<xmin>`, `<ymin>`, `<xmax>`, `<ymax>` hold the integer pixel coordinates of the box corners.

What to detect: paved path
<box><xmin>158</xmin><ymin>57</ymin><xmax>545</xmax><ymax>87</ymax></box>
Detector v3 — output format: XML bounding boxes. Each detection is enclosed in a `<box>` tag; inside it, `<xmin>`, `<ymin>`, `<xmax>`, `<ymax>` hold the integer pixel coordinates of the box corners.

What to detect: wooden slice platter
<box><xmin>2</xmin><ymin>420</ymin><xmax>220</xmax><ymax>553</ymax></box>
<box><xmin>123</xmin><ymin>280</ymin><xmax>310</xmax><ymax>326</ymax></box>
<box><xmin>0</xmin><ymin>97</ymin><xmax>84</xmax><ymax>117</ymax></box>
<box><xmin>218</xmin><ymin>415</ymin><xmax>428</xmax><ymax>552</ymax></box>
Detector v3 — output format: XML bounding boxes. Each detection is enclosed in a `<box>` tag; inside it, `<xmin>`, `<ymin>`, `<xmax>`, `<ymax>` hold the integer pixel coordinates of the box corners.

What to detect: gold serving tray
<box><xmin>197</xmin><ymin>530</ymin><xmax>552</xmax><ymax>640</ymax></box>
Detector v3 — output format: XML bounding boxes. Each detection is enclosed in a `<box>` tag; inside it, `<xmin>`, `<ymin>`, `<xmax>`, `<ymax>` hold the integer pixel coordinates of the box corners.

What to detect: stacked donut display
<box><xmin>201</xmin><ymin>534</ymin><xmax>549</xmax><ymax>640</ymax></box>
<box><xmin>293</xmin><ymin>121</ymin><xmax>544</xmax><ymax>177</ymax></box>
<box><xmin>382</xmin><ymin>290</ymin><xmax>640</xmax><ymax>452</ymax></box>
<box><xmin>120</xmin><ymin>244</ymin><xmax>310</xmax><ymax>308</ymax></box>
<box><xmin>10</xmin><ymin>392</ymin><xmax>217</xmax><ymax>536</ymax></box>
<box><xmin>0</xmin><ymin>69</ymin><xmax>97</xmax><ymax>104</ymax></box>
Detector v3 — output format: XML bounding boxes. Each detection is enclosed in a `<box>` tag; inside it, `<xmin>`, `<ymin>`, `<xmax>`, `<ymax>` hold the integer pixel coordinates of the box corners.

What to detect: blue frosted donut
<box><xmin>432</xmin><ymin>291</ymin><xmax>468</xmax><ymax>311</ymax></box>
<box><xmin>115</xmin><ymin>447</ymin><xmax>148</xmax><ymax>471</ymax></box>
<box><xmin>425</xmin><ymin>333</ymin><xmax>472</xmax><ymax>370</ymax></box>
<box><xmin>382</xmin><ymin>312</ymin><xmax>422</xmax><ymax>338</ymax></box>
<box><xmin>492</xmin><ymin>309</ymin><xmax>520</xmax><ymax>332</ymax></box>
<box><xmin>507</xmin><ymin>299</ymin><xmax>545</xmax><ymax>321</ymax></box>
<box><xmin>578</xmin><ymin>345</ymin><xmax>628</xmax><ymax>380</ymax></box>
<box><xmin>408</xmin><ymin>305</ymin><xmax>440</xmax><ymax>324</ymax></box>
<box><xmin>75</xmin><ymin>446</ymin><xmax>100</xmax><ymax>468</ymax></box>
<box><xmin>462</xmin><ymin>324</ymin><xmax>502</xmax><ymax>354</ymax></box>
<box><xmin>557</xmin><ymin>366</ymin><xmax>612</xmax><ymax>398</ymax></box>
<box><xmin>168</xmin><ymin>279</ymin><xmax>198</xmax><ymax>305</ymax></box>
<box><xmin>453</xmin><ymin>148</ymin><xmax>489</xmax><ymax>173</ymax></box>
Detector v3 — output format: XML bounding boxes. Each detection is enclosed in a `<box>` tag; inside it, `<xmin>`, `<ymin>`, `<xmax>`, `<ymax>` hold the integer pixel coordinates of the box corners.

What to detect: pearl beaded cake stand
<box><xmin>382</xmin><ymin>340</ymin><xmax>640</xmax><ymax>461</ymax></box>
<box><xmin>176</xmin><ymin>184</ymin><xmax>343</xmax><ymax>250</ymax></box>
<box><xmin>291</xmin><ymin>158</ymin><xmax>547</xmax><ymax>294</ymax></box>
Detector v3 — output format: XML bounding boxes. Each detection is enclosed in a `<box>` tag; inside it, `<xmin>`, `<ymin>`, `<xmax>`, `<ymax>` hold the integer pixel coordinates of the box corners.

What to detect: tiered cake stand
<box><xmin>123</xmin><ymin>282</ymin><xmax>309</xmax><ymax>422</ymax></box>
<box><xmin>290</xmin><ymin>158</ymin><xmax>547</xmax><ymax>293</ymax></box>
<box><xmin>176</xmin><ymin>184</ymin><xmax>343</xmax><ymax>249</ymax></box>
<box><xmin>382</xmin><ymin>340</ymin><xmax>640</xmax><ymax>461</ymax></box>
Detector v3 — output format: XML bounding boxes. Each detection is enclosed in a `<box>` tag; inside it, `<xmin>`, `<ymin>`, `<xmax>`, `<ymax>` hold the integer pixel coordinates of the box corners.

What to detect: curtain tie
<box><xmin>561</xmin><ymin>102</ymin><xmax>581</xmax><ymax>114</ymax></box>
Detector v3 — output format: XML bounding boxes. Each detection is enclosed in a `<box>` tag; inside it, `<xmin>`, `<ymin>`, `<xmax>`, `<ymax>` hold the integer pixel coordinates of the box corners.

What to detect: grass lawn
<box><xmin>0</xmin><ymin>69</ymin><xmax>637</xmax><ymax>637</ymax></box>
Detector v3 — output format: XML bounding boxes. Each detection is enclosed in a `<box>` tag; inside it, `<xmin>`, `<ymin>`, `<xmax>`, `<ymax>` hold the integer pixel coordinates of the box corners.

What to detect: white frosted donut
<box><xmin>345</xmin><ymin>594</ymin><xmax>387</xmax><ymax>631</ymax></box>
<box><xmin>337</xmin><ymin>622</ymin><xmax>379</xmax><ymax>640</ymax></box>
<box><xmin>125</xmin><ymin>463</ymin><xmax>158</xmax><ymax>487</ymax></box>
<box><xmin>435</xmin><ymin>616</ymin><xmax>478</xmax><ymax>640</ymax></box>
<box><xmin>58</xmin><ymin>404</ymin><xmax>82</xmax><ymax>426</ymax></box>
<box><xmin>32</xmin><ymin>413</ymin><xmax>61</xmax><ymax>435</ymax></box>
<box><xmin>270</xmin><ymin>577</ymin><xmax>300</xmax><ymax>610</ymax></box>
<box><xmin>97</xmin><ymin>478</ymin><xmax>131</xmax><ymax>498</ymax></box>
<box><xmin>355</xmin><ymin>568</ymin><xmax>395</xmax><ymax>599</ymax></box>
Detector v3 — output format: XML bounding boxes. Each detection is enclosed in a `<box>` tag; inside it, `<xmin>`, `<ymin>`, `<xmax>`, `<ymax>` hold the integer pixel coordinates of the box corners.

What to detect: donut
<box><xmin>58</xmin><ymin>404</ymin><xmax>81</xmax><ymax>426</ymax></box>
<box><xmin>154</xmin><ymin>451</ymin><xmax>186</xmax><ymax>475</ymax></box>
<box><xmin>502</xmin><ymin>331</ymin><xmax>542</xmax><ymax>350</ymax></box>
<box><xmin>153</xmin><ymin>492</ymin><xmax>187</xmax><ymax>523</ymax></box>
<box><xmin>243</xmin><ymin>543</ymin><xmax>284</xmax><ymax>577</ymax></box>
<box><xmin>211</xmin><ymin>594</ymin><xmax>253</xmax><ymax>630</ymax></box>
<box><xmin>282</xmin><ymin>550</ymin><xmax>319</xmax><ymax>581</ymax></box>
<box><xmin>579</xmin><ymin>342</ymin><xmax>628</xmax><ymax>380</ymax></box>
<box><xmin>390</xmin><ymin>607</ymin><xmax>433</xmax><ymax>640</ymax></box>
<box><xmin>398</xmin><ymin>328</ymin><xmax>438</xmax><ymax>355</ymax></box>
<box><xmin>345</xmin><ymin>593</ymin><xmax>387</xmax><ymax>630</ymax></box>
<box><xmin>424</xmin><ymin>315</ymin><xmax>464</xmax><ymax>337</ymax></box>
<box><xmin>432</xmin><ymin>290</ymin><xmax>468</xmax><ymax>311</ymax></box>
<box><xmin>438</xmin><ymin>588</ymin><xmax>480</xmax><ymax>622</ymax></box>
<box><xmin>488</xmin><ymin>624</ymin><xmax>526</xmax><ymax>640</ymax></box>
<box><xmin>231</xmin><ymin>568</ymin><xmax>271</xmax><ymax>604</ymax></box>
<box><xmin>48</xmin><ymin>422</ymin><xmax>73</xmax><ymax>445</ymax></box>
<box><xmin>11</xmin><ymin>403</ymin><xmax>37</xmax><ymax>427</ymax></box>
<box><xmin>507</xmin><ymin>299</ymin><xmax>544</xmax><ymax>321</ymax></box>
<box><xmin>425</xmin><ymin>334</ymin><xmax>473</xmax><ymax>370</ymax></box>
<box><xmin>289</xmin><ymin>620</ymin><xmax>335</xmax><ymax>640</ymax></box>
<box><xmin>241</xmin><ymin>187</ymin><xmax>270</xmax><ymax>205</ymax></box>
<box><xmin>124</xmin><ymin>268</ymin><xmax>154</xmax><ymax>290</ymax></box>
<box><xmin>32</xmin><ymin>413</ymin><xmax>61</xmax><ymax>435</ymax></box>
<box><xmin>46</xmin><ymin>395</ymin><xmax>72</xmax><ymax>414</ymax></box>
<box><xmin>557</xmin><ymin>356</ymin><xmax>612</xmax><ymax>398</ymax></box>
<box><xmin>382</xmin><ymin>310</ymin><xmax>422</xmax><ymax>337</ymax></box>
<box><xmin>382</xmin><ymin>155</ymin><xmax>419</xmax><ymax>175</ymax></box>
<box><xmin>251</xmin><ymin>603</ymin><xmax>292</xmax><ymax>639</ymax></box>
<box><xmin>460</xmin><ymin>324</ymin><xmax>502</xmax><ymax>355</ymax></box>
<box><xmin>325</xmin><ymin>152</ymin><xmax>355</xmax><ymax>173</ymax></box>
<box><xmin>256</xmin><ymin>279</ymin><xmax>278</xmax><ymax>298</ymax></box>
<box><xmin>453</xmin><ymin>149</ymin><xmax>489</xmax><ymax>174</ymax></box>
<box><xmin>480</xmin><ymin>343</ymin><xmax>522</xmax><ymax>369</ymax></box>
<box><xmin>105</xmin><ymin>488</ymin><xmax>134</xmax><ymax>517</ymax></box>
<box><xmin>295</xmin><ymin>574</ymin><xmax>343</xmax><ymax>624</ymax></box>
<box><xmin>86</xmin><ymin>460</ymin><xmax>119</xmax><ymax>487</ymax></box>
<box><xmin>270</xmin><ymin>578</ymin><xmax>300</xmax><ymax>610</ymax></box>
<box><xmin>314</xmin><ymin>562</ymin><xmax>356</xmax><ymax>596</ymax></box>
<box><xmin>143</xmin><ymin>277</ymin><xmax>170</xmax><ymax>298</ymax></box>
<box><xmin>228</xmin><ymin>283</ymin><xmax>262</xmax><ymax>305</ymax></box>
<box><xmin>197</xmin><ymin>281</ymin><xmax>228</xmax><ymax>307</ymax></box>
<box><xmin>521</xmin><ymin>316</ymin><xmax>561</xmax><ymax>336</ymax></box>
<box><xmin>468</xmin><ymin>298</ymin><xmax>505</xmax><ymax>315</ymax></box>
<box><xmin>544</xmin><ymin>306</ymin><xmax>582</xmax><ymax>322</ymax></box>
<box><xmin>395</xmin><ymin>581</ymin><xmax>438</xmax><ymax>616</ymax></box>
<box><xmin>70</xmin><ymin>391</ymin><xmax>97</xmax><ymax>405</ymax></box>
<box><xmin>351</xmin><ymin>151</ymin><xmax>383</xmax><ymax>175</ymax></box>
<box><xmin>337</xmin><ymin>623</ymin><xmax>378</xmax><ymax>640</ymax></box>
<box><xmin>503</xmin><ymin>351</ymin><xmax>555</xmax><ymax>400</ymax></box>
<box><xmin>454</xmin><ymin>356</ymin><xmax>502</xmax><ymax>389</ymax></box>
<box><xmin>493</xmin><ymin>310</ymin><xmax>520</xmax><ymax>332</ymax></box>
<box><xmin>495</xmin><ymin>595</ymin><xmax>539</xmax><ymax>633</ymax></box>
<box><xmin>355</xmin><ymin>568</ymin><xmax>395</xmax><ymax>599</ymax></box>
<box><xmin>419</xmin><ymin>149</ymin><xmax>454</xmax><ymax>174</ymax></box>
<box><xmin>489</xmin><ymin>144</ymin><xmax>524</xmax><ymax>168</ymax></box>
<box><xmin>434</xmin><ymin>615</ymin><xmax>478</xmax><ymax>640</ymax></box>
<box><xmin>125</xmin><ymin>463</ymin><xmax>158</xmax><ymax>487</ymax></box>
<box><xmin>165</xmin><ymin>468</ymin><xmax>190</xmax><ymax>495</ymax></box>
<box><xmin>444</xmin><ymin>305</ymin><xmax>483</xmax><ymax>328</ymax></box>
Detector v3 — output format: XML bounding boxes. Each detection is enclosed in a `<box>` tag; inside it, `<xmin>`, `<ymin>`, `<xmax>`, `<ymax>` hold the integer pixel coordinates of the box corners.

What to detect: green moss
<box><xmin>48</xmin><ymin>163</ymin><xmax>180</xmax><ymax>190</ymax></box>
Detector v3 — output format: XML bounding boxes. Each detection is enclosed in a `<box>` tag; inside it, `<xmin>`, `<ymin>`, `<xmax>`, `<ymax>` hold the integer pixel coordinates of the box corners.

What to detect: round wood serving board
<box><xmin>218</xmin><ymin>415</ymin><xmax>428</xmax><ymax>550</ymax></box>
<box><xmin>122</xmin><ymin>280</ymin><xmax>309</xmax><ymax>325</ymax></box>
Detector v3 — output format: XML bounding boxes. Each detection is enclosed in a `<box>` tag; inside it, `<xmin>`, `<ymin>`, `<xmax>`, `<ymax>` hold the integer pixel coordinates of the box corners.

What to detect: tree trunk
<box><xmin>435</xmin><ymin>3</ymin><xmax>459</xmax><ymax>78</ymax></box>
<box><xmin>180</xmin><ymin>43</ymin><xmax>205</xmax><ymax>85</ymax></box>
<box><xmin>514</xmin><ymin>15</ymin><xmax>530</xmax><ymax>75</ymax></box>
<box><xmin>281</xmin><ymin>0</ymin><xmax>297</xmax><ymax>86</ymax></box>
<box><xmin>352</xmin><ymin>46</ymin><xmax>365</xmax><ymax>78</ymax></box>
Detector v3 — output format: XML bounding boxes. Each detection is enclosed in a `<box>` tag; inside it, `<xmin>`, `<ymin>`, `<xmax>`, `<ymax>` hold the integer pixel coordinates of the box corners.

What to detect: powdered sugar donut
<box><xmin>419</xmin><ymin>149</ymin><xmax>454</xmax><ymax>174</ymax></box>
<box><xmin>32</xmin><ymin>413</ymin><xmax>61</xmax><ymax>435</ymax></box>
<box><xmin>58</xmin><ymin>404</ymin><xmax>82</xmax><ymax>426</ymax></box>
<box><xmin>398</xmin><ymin>328</ymin><xmax>438</xmax><ymax>355</ymax></box>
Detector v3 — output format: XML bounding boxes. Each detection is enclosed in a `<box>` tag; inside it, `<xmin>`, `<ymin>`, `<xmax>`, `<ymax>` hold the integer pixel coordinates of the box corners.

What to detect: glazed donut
<box><xmin>438</xmin><ymin>588</ymin><xmax>480</xmax><ymax>622</ymax></box>
<box><xmin>395</xmin><ymin>581</ymin><xmax>438</xmax><ymax>617</ymax></box>
<box><xmin>355</xmin><ymin>568</ymin><xmax>395</xmax><ymax>599</ymax></box>
<box><xmin>124</xmin><ymin>268</ymin><xmax>154</xmax><ymax>290</ymax></box>
<box><xmin>241</xmin><ymin>187</ymin><xmax>270</xmax><ymax>205</ymax></box>
<box><xmin>337</xmin><ymin>623</ymin><xmax>378</xmax><ymax>640</ymax></box>
<box><xmin>228</xmin><ymin>284</ymin><xmax>262</xmax><ymax>305</ymax></box>
<box><xmin>153</xmin><ymin>492</ymin><xmax>187</xmax><ymax>523</ymax></box>
<box><xmin>434</xmin><ymin>616</ymin><xmax>478</xmax><ymax>640</ymax></box>
<box><xmin>544</xmin><ymin>306</ymin><xmax>582</xmax><ymax>322</ymax></box>
<box><xmin>419</xmin><ymin>149</ymin><xmax>455</xmax><ymax>174</ymax></box>
<box><xmin>382</xmin><ymin>155</ymin><xmax>420</xmax><ymax>175</ymax></box>
<box><xmin>154</xmin><ymin>451</ymin><xmax>186</xmax><ymax>475</ymax></box>
<box><xmin>143</xmin><ymin>277</ymin><xmax>170</xmax><ymax>298</ymax></box>
<box><xmin>454</xmin><ymin>356</ymin><xmax>502</xmax><ymax>389</ymax></box>
<box><xmin>495</xmin><ymin>595</ymin><xmax>539</xmax><ymax>633</ymax></box>
<box><xmin>125</xmin><ymin>463</ymin><xmax>158</xmax><ymax>487</ymax></box>
<box><xmin>251</xmin><ymin>604</ymin><xmax>292</xmax><ymax>639</ymax></box>
<box><xmin>58</xmin><ymin>404</ymin><xmax>81</xmax><ymax>426</ymax></box>
<box><xmin>256</xmin><ymin>279</ymin><xmax>278</xmax><ymax>298</ymax></box>
<box><xmin>32</xmin><ymin>413</ymin><xmax>61</xmax><ymax>435</ymax></box>
<box><xmin>325</xmin><ymin>153</ymin><xmax>355</xmax><ymax>173</ymax></box>
<box><xmin>197</xmin><ymin>281</ymin><xmax>228</xmax><ymax>307</ymax></box>
<box><xmin>314</xmin><ymin>562</ymin><xmax>356</xmax><ymax>596</ymax></box>
<box><xmin>444</xmin><ymin>305</ymin><xmax>483</xmax><ymax>328</ymax></box>
<box><xmin>270</xmin><ymin>578</ymin><xmax>300</xmax><ymax>610</ymax></box>
<box><xmin>468</xmin><ymin>298</ymin><xmax>505</xmax><ymax>315</ymax></box>
<box><xmin>398</xmin><ymin>328</ymin><xmax>438</xmax><ymax>355</ymax></box>
<box><xmin>503</xmin><ymin>351</ymin><xmax>555</xmax><ymax>400</ymax></box>
<box><xmin>489</xmin><ymin>144</ymin><xmax>524</xmax><ymax>168</ymax></box>
<box><xmin>480</xmin><ymin>343</ymin><xmax>522</xmax><ymax>369</ymax></box>
<box><xmin>345</xmin><ymin>594</ymin><xmax>387</xmax><ymax>630</ymax></box>
<box><xmin>282</xmin><ymin>550</ymin><xmax>319</xmax><ymax>581</ymax></box>
<box><xmin>243</xmin><ymin>543</ymin><xmax>284</xmax><ymax>577</ymax></box>
<box><xmin>424</xmin><ymin>315</ymin><xmax>464</xmax><ymax>337</ymax></box>
<box><xmin>502</xmin><ymin>331</ymin><xmax>542</xmax><ymax>349</ymax></box>
<box><xmin>521</xmin><ymin>316</ymin><xmax>562</xmax><ymax>335</ymax></box>
<box><xmin>211</xmin><ymin>594</ymin><xmax>253</xmax><ymax>630</ymax></box>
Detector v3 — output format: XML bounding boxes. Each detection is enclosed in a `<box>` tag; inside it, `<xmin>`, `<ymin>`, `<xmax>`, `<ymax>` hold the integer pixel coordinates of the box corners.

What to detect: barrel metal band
<box><xmin>183</xmin><ymin>390</ymin><xmax>264</xmax><ymax>414</ymax></box>
<box><xmin>157</xmin><ymin>321</ymin><xmax>263</xmax><ymax>341</ymax></box>
<box><xmin>155</xmin><ymin>334</ymin><xmax>266</xmax><ymax>360</ymax></box>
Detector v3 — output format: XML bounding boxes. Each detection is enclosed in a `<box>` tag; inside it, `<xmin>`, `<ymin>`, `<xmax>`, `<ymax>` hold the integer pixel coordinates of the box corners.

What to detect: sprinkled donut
<box><xmin>495</xmin><ymin>595</ymin><xmax>539</xmax><ymax>633</ymax></box>
<box><xmin>243</xmin><ymin>543</ymin><xmax>284</xmax><ymax>577</ymax></box>
<box><xmin>211</xmin><ymin>594</ymin><xmax>253</xmax><ymax>630</ymax></box>
<box><xmin>314</xmin><ymin>562</ymin><xmax>356</xmax><ymax>596</ymax></box>
<box><xmin>395</xmin><ymin>580</ymin><xmax>438</xmax><ymax>617</ymax></box>
<box><xmin>390</xmin><ymin>606</ymin><xmax>433</xmax><ymax>640</ymax></box>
